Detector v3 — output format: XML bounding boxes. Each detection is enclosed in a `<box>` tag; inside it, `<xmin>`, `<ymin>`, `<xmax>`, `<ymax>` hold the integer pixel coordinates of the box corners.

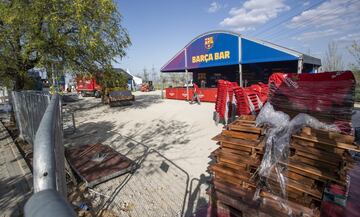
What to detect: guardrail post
<box><xmin>18</xmin><ymin>92</ymin><xmax>75</xmax><ymax>216</ymax></box>
<box><xmin>25</xmin><ymin>189</ymin><xmax>76</xmax><ymax>217</ymax></box>
<box><xmin>33</xmin><ymin>94</ymin><xmax>67</xmax><ymax>196</ymax></box>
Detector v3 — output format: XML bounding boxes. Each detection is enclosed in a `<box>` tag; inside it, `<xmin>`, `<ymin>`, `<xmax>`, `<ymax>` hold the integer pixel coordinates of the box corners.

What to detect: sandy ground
<box><xmin>63</xmin><ymin>90</ymin><xmax>223</xmax><ymax>216</ymax></box>
<box><xmin>62</xmin><ymin>92</ymin><xmax>360</xmax><ymax>216</ymax></box>
<box><xmin>65</xmin><ymin>90</ymin><xmax>222</xmax><ymax>178</ymax></box>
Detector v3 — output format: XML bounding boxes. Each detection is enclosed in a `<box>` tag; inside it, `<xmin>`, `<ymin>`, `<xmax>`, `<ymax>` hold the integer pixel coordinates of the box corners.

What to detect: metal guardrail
<box><xmin>11</xmin><ymin>91</ymin><xmax>51</xmax><ymax>145</ymax></box>
<box><xmin>24</xmin><ymin>93</ymin><xmax>75</xmax><ymax>217</ymax></box>
<box><xmin>32</xmin><ymin>94</ymin><xmax>66</xmax><ymax>194</ymax></box>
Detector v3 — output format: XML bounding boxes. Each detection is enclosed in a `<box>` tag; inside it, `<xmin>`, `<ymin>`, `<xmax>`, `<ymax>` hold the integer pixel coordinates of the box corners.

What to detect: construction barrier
<box><xmin>165</xmin><ymin>87</ymin><xmax>218</xmax><ymax>102</ymax></box>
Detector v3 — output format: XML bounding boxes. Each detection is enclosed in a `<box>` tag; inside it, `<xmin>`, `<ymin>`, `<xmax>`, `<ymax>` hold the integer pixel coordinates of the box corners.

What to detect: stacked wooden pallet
<box><xmin>209</xmin><ymin>115</ymin><xmax>360</xmax><ymax>217</ymax></box>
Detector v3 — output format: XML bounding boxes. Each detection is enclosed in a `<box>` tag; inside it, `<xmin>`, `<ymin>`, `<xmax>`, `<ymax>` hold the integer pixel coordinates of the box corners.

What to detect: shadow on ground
<box><xmin>71</xmin><ymin>94</ymin><xmax>163</xmax><ymax>113</ymax></box>
<box><xmin>65</xmin><ymin>94</ymin><xmax>163</xmax><ymax>122</ymax></box>
<box><xmin>103</xmin><ymin>94</ymin><xmax>163</xmax><ymax>113</ymax></box>
<box><xmin>129</xmin><ymin>94</ymin><xmax>163</xmax><ymax>110</ymax></box>
<box><xmin>90</xmin><ymin>145</ymin><xmax>212</xmax><ymax>217</ymax></box>
<box><xmin>113</xmin><ymin>119</ymin><xmax>193</xmax><ymax>152</ymax></box>
<box><xmin>0</xmin><ymin>176</ymin><xmax>32</xmax><ymax>217</ymax></box>
<box><xmin>93</xmin><ymin>149</ymin><xmax>192</xmax><ymax>217</ymax></box>
<box><xmin>65</xmin><ymin>98</ymin><xmax>103</xmax><ymax>112</ymax></box>
<box><xmin>64</xmin><ymin>121</ymin><xmax>122</xmax><ymax>147</ymax></box>
<box><xmin>64</xmin><ymin>107</ymin><xmax>210</xmax><ymax>217</ymax></box>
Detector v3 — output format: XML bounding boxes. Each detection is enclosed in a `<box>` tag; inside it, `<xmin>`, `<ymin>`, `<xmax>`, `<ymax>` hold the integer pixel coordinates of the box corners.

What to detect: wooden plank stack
<box><xmin>209</xmin><ymin>115</ymin><xmax>360</xmax><ymax>217</ymax></box>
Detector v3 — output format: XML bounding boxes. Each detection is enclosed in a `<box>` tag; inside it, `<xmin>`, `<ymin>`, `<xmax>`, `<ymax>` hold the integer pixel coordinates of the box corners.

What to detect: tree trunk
<box><xmin>14</xmin><ymin>74</ymin><xmax>25</xmax><ymax>91</ymax></box>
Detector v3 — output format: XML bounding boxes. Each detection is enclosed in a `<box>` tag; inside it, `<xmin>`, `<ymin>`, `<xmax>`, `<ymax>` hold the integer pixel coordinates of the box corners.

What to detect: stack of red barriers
<box><xmin>214</xmin><ymin>80</ymin><xmax>268</xmax><ymax>124</ymax></box>
<box><xmin>233</xmin><ymin>83</ymin><xmax>268</xmax><ymax>116</ymax></box>
<box><xmin>214</xmin><ymin>71</ymin><xmax>355</xmax><ymax>134</ymax></box>
<box><xmin>268</xmin><ymin>71</ymin><xmax>355</xmax><ymax>133</ymax></box>
<box><xmin>214</xmin><ymin>80</ymin><xmax>238</xmax><ymax>123</ymax></box>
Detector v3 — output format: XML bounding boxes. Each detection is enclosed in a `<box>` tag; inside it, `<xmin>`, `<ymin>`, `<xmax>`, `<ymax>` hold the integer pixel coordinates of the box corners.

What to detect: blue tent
<box><xmin>161</xmin><ymin>31</ymin><xmax>321</xmax><ymax>87</ymax></box>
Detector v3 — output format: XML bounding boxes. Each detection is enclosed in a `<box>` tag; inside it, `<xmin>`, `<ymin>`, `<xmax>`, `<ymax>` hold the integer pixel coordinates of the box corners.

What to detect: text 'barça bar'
<box><xmin>187</xmin><ymin>33</ymin><xmax>239</xmax><ymax>69</ymax></box>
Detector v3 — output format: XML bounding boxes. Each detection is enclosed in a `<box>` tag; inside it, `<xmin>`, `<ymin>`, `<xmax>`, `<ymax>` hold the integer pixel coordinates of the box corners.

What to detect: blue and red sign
<box><xmin>161</xmin><ymin>32</ymin><xmax>239</xmax><ymax>72</ymax></box>
<box><xmin>186</xmin><ymin>33</ymin><xmax>239</xmax><ymax>69</ymax></box>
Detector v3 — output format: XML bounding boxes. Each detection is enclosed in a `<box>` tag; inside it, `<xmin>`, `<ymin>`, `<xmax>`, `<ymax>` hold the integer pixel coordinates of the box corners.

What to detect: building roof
<box><xmin>161</xmin><ymin>30</ymin><xmax>321</xmax><ymax>72</ymax></box>
<box><xmin>113</xmin><ymin>68</ymin><xmax>133</xmax><ymax>80</ymax></box>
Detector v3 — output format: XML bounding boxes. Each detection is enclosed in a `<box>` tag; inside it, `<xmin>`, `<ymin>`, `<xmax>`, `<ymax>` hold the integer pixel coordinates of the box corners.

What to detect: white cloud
<box><xmin>289</xmin><ymin>0</ymin><xmax>360</xmax><ymax>29</ymax></box>
<box><xmin>337</xmin><ymin>32</ymin><xmax>360</xmax><ymax>42</ymax></box>
<box><xmin>310</xmin><ymin>51</ymin><xmax>323</xmax><ymax>58</ymax></box>
<box><xmin>208</xmin><ymin>2</ymin><xmax>222</xmax><ymax>13</ymax></box>
<box><xmin>220</xmin><ymin>0</ymin><xmax>290</xmax><ymax>31</ymax></box>
<box><xmin>302</xmin><ymin>43</ymin><xmax>309</xmax><ymax>48</ymax></box>
<box><xmin>292</xmin><ymin>29</ymin><xmax>339</xmax><ymax>41</ymax></box>
<box><xmin>284</xmin><ymin>0</ymin><xmax>360</xmax><ymax>43</ymax></box>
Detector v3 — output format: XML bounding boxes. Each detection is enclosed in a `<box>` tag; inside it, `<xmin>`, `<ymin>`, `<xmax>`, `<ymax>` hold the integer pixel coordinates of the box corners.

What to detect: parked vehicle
<box><xmin>76</xmin><ymin>75</ymin><xmax>101</xmax><ymax>97</ymax></box>
<box><xmin>140</xmin><ymin>81</ymin><xmax>155</xmax><ymax>92</ymax></box>
<box><xmin>107</xmin><ymin>90</ymin><xmax>135</xmax><ymax>107</ymax></box>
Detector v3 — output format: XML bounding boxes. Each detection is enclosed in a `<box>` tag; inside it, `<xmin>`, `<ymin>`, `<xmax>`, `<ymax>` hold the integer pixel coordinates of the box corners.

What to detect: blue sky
<box><xmin>114</xmin><ymin>0</ymin><xmax>360</xmax><ymax>74</ymax></box>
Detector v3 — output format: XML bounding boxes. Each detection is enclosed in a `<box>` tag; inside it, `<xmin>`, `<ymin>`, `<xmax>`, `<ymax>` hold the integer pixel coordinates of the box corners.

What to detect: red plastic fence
<box><xmin>268</xmin><ymin>71</ymin><xmax>355</xmax><ymax>133</ymax></box>
<box><xmin>215</xmin><ymin>80</ymin><xmax>269</xmax><ymax>123</ymax></box>
<box><xmin>165</xmin><ymin>87</ymin><xmax>217</xmax><ymax>102</ymax></box>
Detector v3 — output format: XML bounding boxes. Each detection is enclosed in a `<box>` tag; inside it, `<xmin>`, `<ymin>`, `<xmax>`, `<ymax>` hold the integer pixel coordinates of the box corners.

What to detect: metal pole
<box><xmin>56</xmin><ymin>96</ymin><xmax>67</xmax><ymax>196</ymax></box>
<box><xmin>161</xmin><ymin>77</ymin><xmax>164</xmax><ymax>99</ymax></box>
<box><xmin>185</xmin><ymin>69</ymin><xmax>189</xmax><ymax>101</ymax></box>
<box><xmin>297</xmin><ymin>58</ymin><xmax>303</xmax><ymax>74</ymax></box>
<box><xmin>25</xmin><ymin>189</ymin><xmax>76</xmax><ymax>217</ymax></box>
<box><xmin>25</xmin><ymin>93</ymin><xmax>75</xmax><ymax>217</ymax></box>
<box><xmin>184</xmin><ymin>48</ymin><xmax>189</xmax><ymax>101</ymax></box>
<box><xmin>33</xmin><ymin>94</ymin><xmax>66</xmax><ymax>195</ymax></box>
<box><xmin>239</xmin><ymin>64</ymin><xmax>243</xmax><ymax>87</ymax></box>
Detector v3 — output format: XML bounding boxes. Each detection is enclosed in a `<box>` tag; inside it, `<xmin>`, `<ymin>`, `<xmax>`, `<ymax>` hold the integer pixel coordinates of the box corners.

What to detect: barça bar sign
<box><xmin>186</xmin><ymin>33</ymin><xmax>239</xmax><ymax>69</ymax></box>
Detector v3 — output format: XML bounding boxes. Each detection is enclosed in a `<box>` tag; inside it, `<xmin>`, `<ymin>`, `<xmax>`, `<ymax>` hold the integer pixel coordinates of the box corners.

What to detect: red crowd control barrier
<box><xmin>214</xmin><ymin>80</ymin><xmax>269</xmax><ymax>124</ymax></box>
<box><xmin>165</xmin><ymin>87</ymin><xmax>217</xmax><ymax>102</ymax></box>
<box><xmin>214</xmin><ymin>71</ymin><xmax>355</xmax><ymax>131</ymax></box>
<box><xmin>268</xmin><ymin>71</ymin><xmax>356</xmax><ymax>133</ymax></box>
<box><xmin>214</xmin><ymin>80</ymin><xmax>238</xmax><ymax>123</ymax></box>
<box><xmin>233</xmin><ymin>83</ymin><xmax>269</xmax><ymax>116</ymax></box>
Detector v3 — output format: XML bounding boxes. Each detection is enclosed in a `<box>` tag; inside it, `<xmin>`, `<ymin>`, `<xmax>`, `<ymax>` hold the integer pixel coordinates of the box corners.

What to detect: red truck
<box><xmin>76</xmin><ymin>75</ymin><xmax>102</xmax><ymax>97</ymax></box>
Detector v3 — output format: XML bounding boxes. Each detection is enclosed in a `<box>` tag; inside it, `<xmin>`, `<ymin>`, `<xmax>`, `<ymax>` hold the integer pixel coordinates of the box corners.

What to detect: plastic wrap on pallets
<box><xmin>253</xmin><ymin>102</ymin><xmax>338</xmax><ymax>215</ymax></box>
<box><xmin>268</xmin><ymin>71</ymin><xmax>356</xmax><ymax>134</ymax></box>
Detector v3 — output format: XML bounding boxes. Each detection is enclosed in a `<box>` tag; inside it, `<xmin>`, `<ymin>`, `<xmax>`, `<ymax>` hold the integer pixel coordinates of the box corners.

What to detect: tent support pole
<box><xmin>239</xmin><ymin>64</ymin><xmax>243</xmax><ymax>87</ymax></box>
<box><xmin>297</xmin><ymin>58</ymin><xmax>303</xmax><ymax>74</ymax></box>
<box><xmin>185</xmin><ymin>69</ymin><xmax>189</xmax><ymax>101</ymax></box>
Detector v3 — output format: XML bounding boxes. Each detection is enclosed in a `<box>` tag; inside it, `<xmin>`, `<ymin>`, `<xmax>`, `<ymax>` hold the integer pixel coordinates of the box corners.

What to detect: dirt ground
<box><xmin>63</xmin><ymin>90</ymin><xmax>223</xmax><ymax>216</ymax></box>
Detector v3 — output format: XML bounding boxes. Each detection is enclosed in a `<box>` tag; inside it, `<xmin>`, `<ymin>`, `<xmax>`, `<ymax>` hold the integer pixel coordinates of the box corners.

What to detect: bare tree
<box><xmin>143</xmin><ymin>67</ymin><xmax>149</xmax><ymax>82</ymax></box>
<box><xmin>322</xmin><ymin>41</ymin><xmax>344</xmax><ymax>71</ymax></box>
<box><xmin>151</xmin><ymin>65</ymin><xmax>158</xmax><ymax>83</ymax></box>
<box><xmin>348</xmin><ymin>40</ymin><xmax>360</xmax><ymax>72</ymax></box>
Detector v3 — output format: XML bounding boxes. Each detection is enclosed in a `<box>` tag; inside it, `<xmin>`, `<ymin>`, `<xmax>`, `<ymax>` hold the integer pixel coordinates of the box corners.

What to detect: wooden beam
<box><xmin>292</xmin><ymin>135</ymin><xmax>360</xmax><ymax>152</ymax></box>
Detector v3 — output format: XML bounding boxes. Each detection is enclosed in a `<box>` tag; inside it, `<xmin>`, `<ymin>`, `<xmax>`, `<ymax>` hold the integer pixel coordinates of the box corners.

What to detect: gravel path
<box><xmin>64</xmin><ymin>90</ymin><xmax>222</xmax><ymax>216</ymax></box>
<box><xmin>0</xmin><ymin>121</ymin><xmax>32</xmax><ymax>217</ymax></box>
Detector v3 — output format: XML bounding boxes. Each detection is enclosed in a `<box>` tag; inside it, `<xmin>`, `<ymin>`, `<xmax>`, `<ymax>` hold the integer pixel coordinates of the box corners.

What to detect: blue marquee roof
<box><xmin>161</xmin><ymin>30</ymin><xmax>321</xmax><ymax>72</ymax></box>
